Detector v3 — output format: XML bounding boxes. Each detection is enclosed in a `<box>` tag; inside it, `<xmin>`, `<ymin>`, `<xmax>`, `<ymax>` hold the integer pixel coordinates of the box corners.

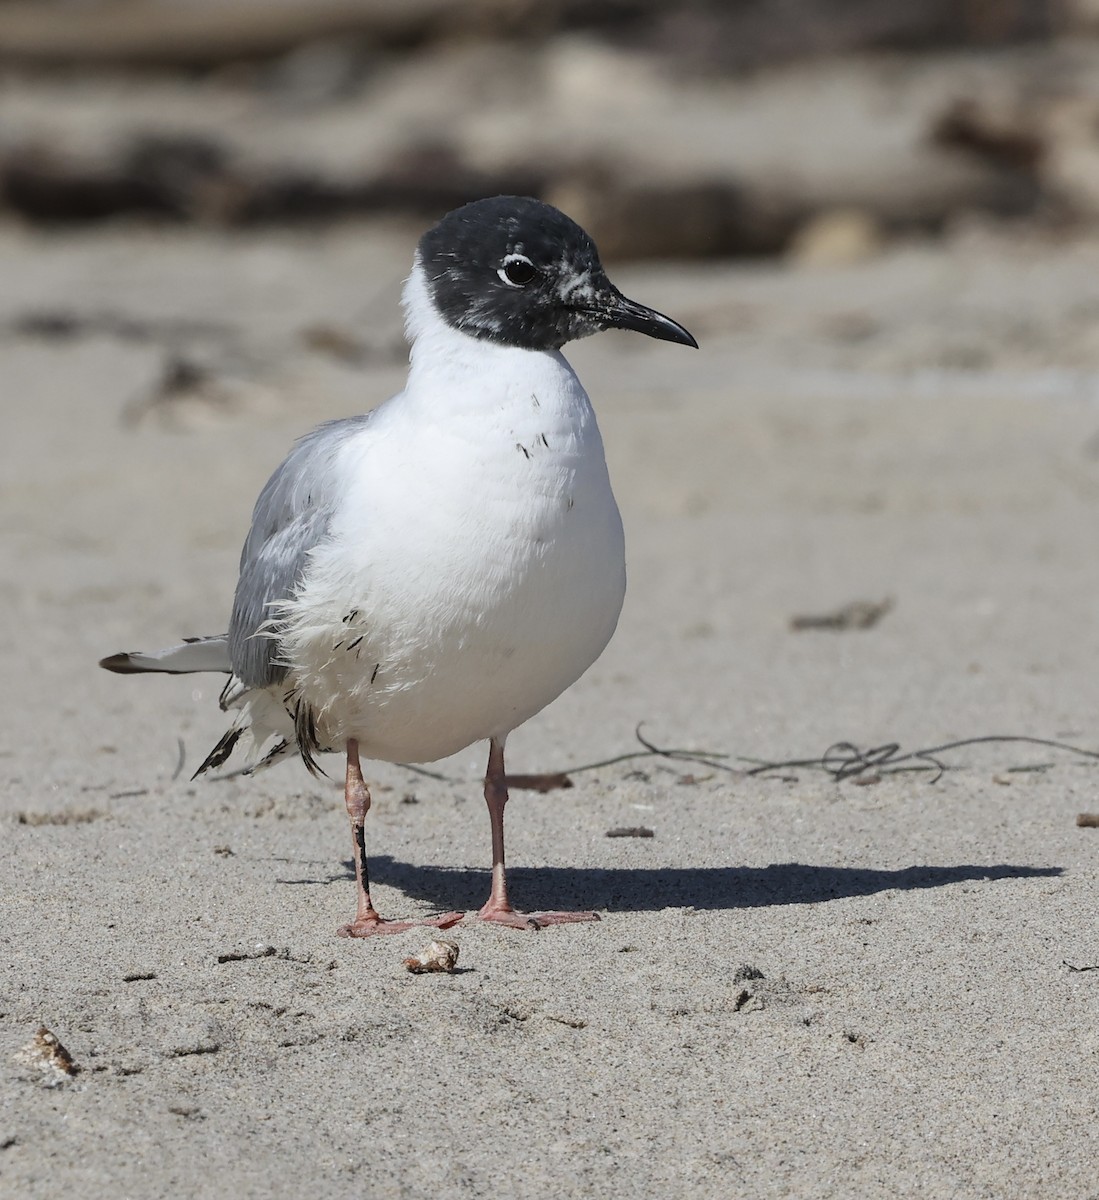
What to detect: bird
<box><xmin>100</xmin><ymin>195</ymin><xmax>697</xmax><ymax>936</ymax></box>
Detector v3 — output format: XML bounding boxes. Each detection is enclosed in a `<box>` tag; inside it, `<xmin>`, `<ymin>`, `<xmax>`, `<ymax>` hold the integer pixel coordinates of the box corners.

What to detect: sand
<box><xmin>3</xmin><ymin>218</ymin><xmax>1099</xmax><ymax>1198</ymax></box>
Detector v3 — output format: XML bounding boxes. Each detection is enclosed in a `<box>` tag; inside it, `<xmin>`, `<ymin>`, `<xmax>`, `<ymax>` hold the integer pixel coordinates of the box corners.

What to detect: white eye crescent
<box><xmin>498</xmin><ymin>254</ymin><xmax>537</xmax><ymax>287</ymax></box>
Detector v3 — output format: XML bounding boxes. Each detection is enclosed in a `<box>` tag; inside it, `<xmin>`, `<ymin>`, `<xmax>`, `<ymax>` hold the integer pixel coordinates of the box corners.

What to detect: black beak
<box><xmin>595</xmin><ymin>291</ymin><xmax>698</xmax><ymax>349</ymax></box>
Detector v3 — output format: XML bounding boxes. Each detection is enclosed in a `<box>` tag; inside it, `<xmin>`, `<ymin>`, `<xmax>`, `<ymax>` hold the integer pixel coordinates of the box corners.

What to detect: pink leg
<box><xmin>337</xmin><ymin>739</ymin><xmax>463</xmax><ymax>938</ymax></box>
<box><xmin>477</xmin><ymin>738</ymin><xmax>600</xmax><ymax>930</ymax></box>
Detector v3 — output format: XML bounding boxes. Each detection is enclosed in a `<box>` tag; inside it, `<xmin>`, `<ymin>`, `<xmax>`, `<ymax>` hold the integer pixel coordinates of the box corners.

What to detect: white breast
<box><xmin>275</xmin><ymin>270</ymin><xmax>626</xmax><ymax>764</ymax></box>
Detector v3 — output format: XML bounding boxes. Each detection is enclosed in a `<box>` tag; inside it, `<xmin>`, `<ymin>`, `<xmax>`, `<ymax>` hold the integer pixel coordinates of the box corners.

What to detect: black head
<box><xmin>416</xmin><ymin>195</ymin><xmax>697</xmax><ymax>352</ymax></box>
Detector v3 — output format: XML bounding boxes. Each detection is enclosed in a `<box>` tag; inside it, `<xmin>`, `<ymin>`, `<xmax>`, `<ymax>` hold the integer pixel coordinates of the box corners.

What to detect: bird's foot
<box><xmin>337</xmin><ymin>910</ymin><xmax>464</xmax><ymax>938</ymax></box>
<box><xmin>476</xmin><ymin>901</ymin><xmax>600</xmax><ymax>930</ymax></box>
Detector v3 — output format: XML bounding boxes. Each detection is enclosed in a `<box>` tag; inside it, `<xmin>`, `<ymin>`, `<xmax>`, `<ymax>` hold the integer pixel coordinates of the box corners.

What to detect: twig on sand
<box><xmin>740</xmin><ymin>735</ymin><xmax>1099</xmax><ymax>784</ymax></box>
<box><xmin>789</xmin><ymin>597</ymin><xmax>893</xmax><ymax>632</ymax></box>
<box><xmin>288</xmin><ymin>725</ymin><xmax>1099</xmax><ymax>792</ymax></box>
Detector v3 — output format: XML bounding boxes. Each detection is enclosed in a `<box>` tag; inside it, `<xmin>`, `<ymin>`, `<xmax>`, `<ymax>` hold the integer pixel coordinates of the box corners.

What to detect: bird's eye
<box><xmin>498</xmin><ymin>254</ymin><xmax>537</xmax><ymax>287</ymax></box>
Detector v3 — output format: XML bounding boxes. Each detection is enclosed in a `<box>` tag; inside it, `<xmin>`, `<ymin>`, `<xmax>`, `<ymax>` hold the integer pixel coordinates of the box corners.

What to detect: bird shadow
<box><xmin>279</xmin><ymin>857</ymin><xmax>1062</xmax><ymax>913</ymax></box>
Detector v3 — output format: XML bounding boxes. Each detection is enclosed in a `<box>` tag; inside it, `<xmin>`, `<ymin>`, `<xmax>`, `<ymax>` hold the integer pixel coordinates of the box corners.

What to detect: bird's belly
<box><xmin>280</xmin><ymin>429</ymin><xmax>625</xmax><ymax>763</ymax></box>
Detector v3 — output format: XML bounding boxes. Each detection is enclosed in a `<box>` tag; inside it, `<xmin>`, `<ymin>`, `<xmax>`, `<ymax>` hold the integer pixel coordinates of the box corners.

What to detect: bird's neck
<box><xmin>401</xmin><ymin>261</ymin><xmax>579</xmax><ymax>407</ymax></box>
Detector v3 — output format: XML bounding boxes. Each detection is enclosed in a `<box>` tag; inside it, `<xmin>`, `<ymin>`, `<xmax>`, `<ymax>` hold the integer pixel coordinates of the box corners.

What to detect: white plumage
<box><xmin>261</xmin><ymin>262</ymin><xmax>626</xmax><ymax>764</ymax></box>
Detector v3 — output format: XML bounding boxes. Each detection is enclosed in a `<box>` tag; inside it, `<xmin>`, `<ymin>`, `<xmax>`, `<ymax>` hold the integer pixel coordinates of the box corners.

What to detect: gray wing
<box><xmin>228</xmin><ymin>414</ymin><xmax>373</xmax><ymax>688</ymax></box>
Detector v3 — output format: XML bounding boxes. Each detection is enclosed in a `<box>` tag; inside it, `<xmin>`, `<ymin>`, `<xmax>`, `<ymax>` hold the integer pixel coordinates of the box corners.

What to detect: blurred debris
<box><xmin>1076</xmin><ymin>812</ymin><xmax>1099</xmax><ymax>827</ymax></box>
<box><xmin>789</xmin><ymin>598</ymin><xmax>894</xmax><ymax>632</ymax></box>
<box><xmin>2</xmin><ymin>25</ymin><xmax>1094</xmax><ymax>252</ymax></box>
<box><xmin>931</xmin><ymin>65</ymin><xmax>1099</xmax><ymax>223</ymax></box>
<box><xmin>0</xmin><ymin>1</ymin><xmax>1067</xmax><ymax>72</ymax></box>
<box><xmin>549</xmin><ymin>173</ymin><xmax>797</xmax><ymax>260</ymax></box>
<box><xmin>263</xmin><ymin>38</ymin><xmax>371</xmax><ymax>109</ymax></box>
<box><xmin>1045</xmin><ymin>96</ymin><xmax>1099</xmax><ymax>220</ymax></box>
<box><xmin>816</xmin><ymin>309</ymin><xmax>880</xmax><ymax>343</ymax></box>
<box><xmin>504</xmin><ymin>772</ymin><xmax>573</xmax><ymax>792</ymax></box>
<box><xmin>0</xmin><ymin>136</ymin><xmax>541</xmax><ymax>227</ymax></box>
<box><xmin>2</xmin><ymin>136</ymin><xmax>240</xmax><ymax>223</ymax></box>
<box><xmin>9</xmin><ymin>308</ymin><xmax>233</xmax><ymax>345</ymax></box>
<box><xmin>301</xmin><ymin>323</ymin><xmax>371</xmax><ymax>364</ymax></box>
<box><xmin>234</xmin><ymin>142</ymin><xmax>542</xmax><ymax>226</ymax></box>
<box><xmin>628</xmin><ymin>0</ymin><xmax>1063</xmax><ymax>72</ymax></box>
<box><xmin>606</xmin><ymin>826</ymin><xmax>655</xmax><ymax>838</ymax></box>
<box><xmin>15</xmin><ymin>807</ymin><xmax>103</xmax><ymax>825</ymax></box>
<box><xmin>300</xmin><ymin>322</ymin><xmax>406</xmax><ymax>366</ymax></box>
<box><xmin>123</xmin><ymin>353</ymin><xmax>278</xmax><ymax>430</ymax></box>
<box><xmin>933</xmin><ymin>97</ymin><xmax>1046</xmax><ymax>174</ymax></box>
<box><xmin>787</xmin><ymin>208</ymin><xmax>884</xmax><ymax>268</ymax></box>
<box><xmin>0</xmin><ymin>5</ymin><xmax>1097</xmax><ymax>255</ymax></box>
<box><xmin>0</xmin><ymin>0</ymin><xmax>457</xmax><ymax>69</ymax></box>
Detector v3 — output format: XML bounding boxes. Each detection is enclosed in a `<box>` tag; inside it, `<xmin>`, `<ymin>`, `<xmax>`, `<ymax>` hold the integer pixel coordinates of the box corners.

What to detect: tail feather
<box><xmin>101</xmin><ymin>637</ymin><xmax>314</xmax><ymax>779</ymax></box>
<box><xmin>192</xmin><ymin>726</ymin><xmax>243</xmax><ymax>780</ymax></box>
<box><xmin>196</xmin><ymin>690</ymin><xmax>302</xmax><ymax>779</ymax></box>
<box><xmin>99</xmin><ymin>635</ymin><xmax>230</xmax><ymax>676</ymax></box>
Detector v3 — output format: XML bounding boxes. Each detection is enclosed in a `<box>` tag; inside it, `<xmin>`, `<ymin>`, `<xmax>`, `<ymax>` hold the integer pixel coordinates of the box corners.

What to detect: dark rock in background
<box><xmin>0</xmin><ymin>0</ymin><xmax>1067</xmax><ymax>71</ymax></box>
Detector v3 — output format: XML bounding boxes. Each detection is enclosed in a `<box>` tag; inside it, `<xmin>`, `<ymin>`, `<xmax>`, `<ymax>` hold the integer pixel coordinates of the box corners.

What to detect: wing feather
<box><xmin>228</xmin><ymin>414</ymin><xmax>372</xmax><ymax>688</ymax></box>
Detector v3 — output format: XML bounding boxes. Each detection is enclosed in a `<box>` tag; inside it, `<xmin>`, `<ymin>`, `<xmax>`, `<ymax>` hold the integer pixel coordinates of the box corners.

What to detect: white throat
<box><xmin>400</xmin><ymin>257</ymin><xmax>578</xmax><ymax>396</ymax></box>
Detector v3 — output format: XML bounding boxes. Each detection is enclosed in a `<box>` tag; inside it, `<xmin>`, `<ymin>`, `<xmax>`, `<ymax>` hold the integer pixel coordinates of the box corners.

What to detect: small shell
<box><xmin>15</xmin><ymin>1026</ymin><xmax>79</xmax><ymax>1086</ymax></box>
<box><xmin>403</xmin><ymin>940</ymin><xmax>459</xmax><ymax>974</ymax></box>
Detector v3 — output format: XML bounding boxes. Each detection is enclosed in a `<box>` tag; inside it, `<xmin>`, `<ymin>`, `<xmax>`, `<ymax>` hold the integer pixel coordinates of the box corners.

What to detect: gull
<box><xmin>100</xmin><ymin>195</ymin><xmax>697</xmax><ymax>935</ymax></box>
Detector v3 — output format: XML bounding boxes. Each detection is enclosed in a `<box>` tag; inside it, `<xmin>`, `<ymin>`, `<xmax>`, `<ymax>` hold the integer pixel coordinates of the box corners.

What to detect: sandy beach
<box><xmin>3</xmin><ymin>213</ymin><xmax>1099</xmax><ymax>1197</ymax></box>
